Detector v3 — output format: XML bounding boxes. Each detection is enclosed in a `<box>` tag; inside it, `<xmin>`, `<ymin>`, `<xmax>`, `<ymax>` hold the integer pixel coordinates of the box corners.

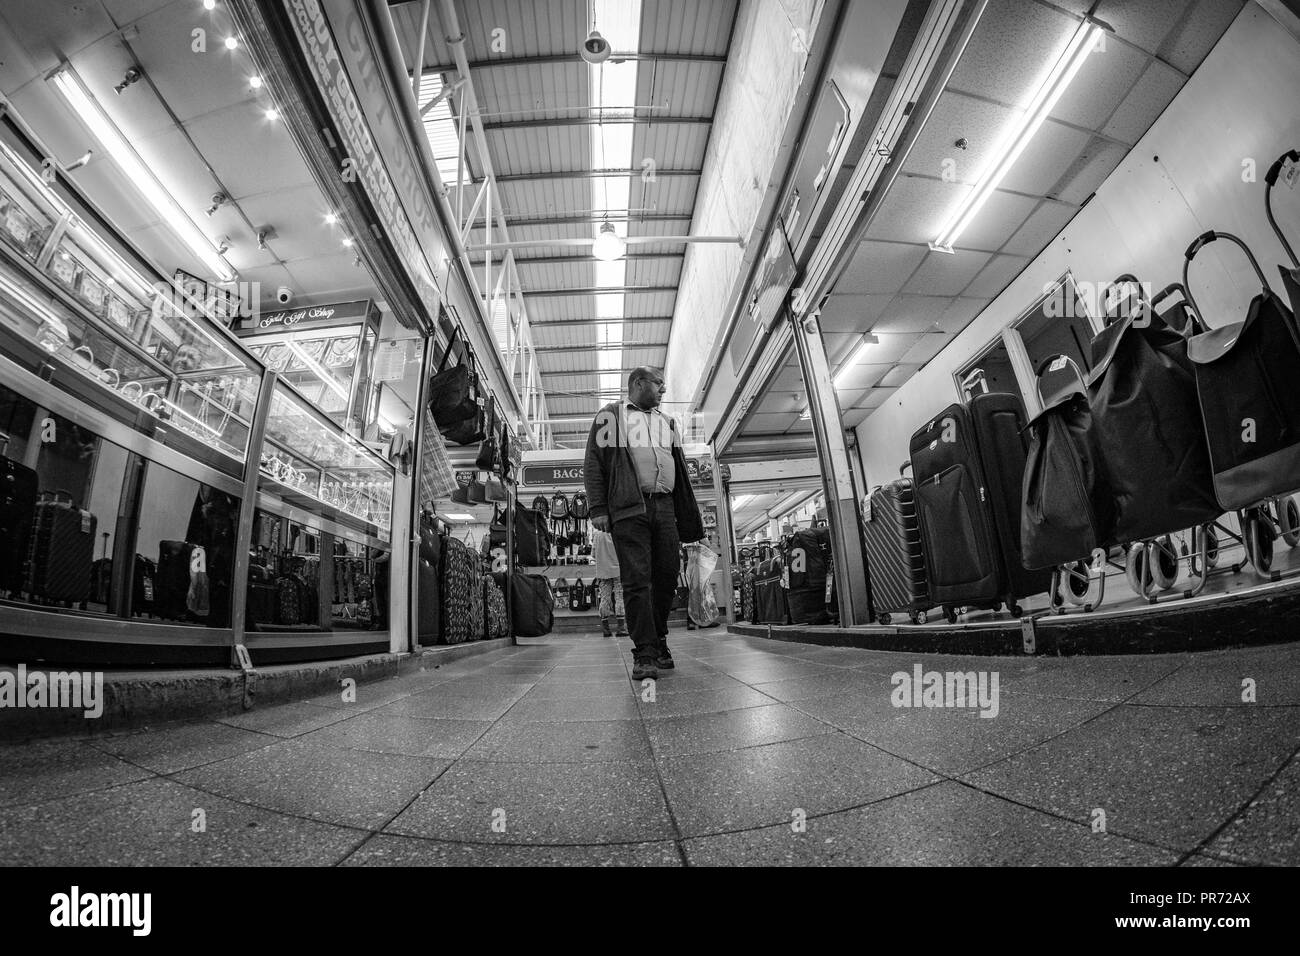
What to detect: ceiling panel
<box><xmin>964</xmin><ymin>253</ymin><xmax>1030</xmax><ymax>298</ymax></box>
<box><xmin>819</xmin><ymin>293</ymin><xmax>894</xmax><ymax>334</ymax></box>
<box><xmin>861</xmin><ymin>387</ymin><xmax>900</xmax><ymax>410</ymax></box>
<box><xmin>1001</xmin><ymin>201</ymin><xmax>1077</xmax><ymax>256</ymax></box>
<box><xmin>946</xmin><ymin>0</ymin><xmax>1079</xmax><ymax>106</ymax></box>
<box><xmin>836</xmin><ymin>241</ymin><xmax>930</xmax><ymax>294</ymax></box>
<box><xmin>831</xmin><ymin>363</ymin><xmax>892</xmax><ymax>391</ymax></box>
<box><xmin>875</xmin><ymin>295</ymin><xmax>961</xmax><ymax>332</ymax></box>
<box><xmin>901</xmin><ymin>249</ymin><xmax>992</xmax><ymax>297</ymax></box>
<box><xmin>842</xmin><ymin>407</ymin><xmax>872</xmax><ymax>428</ymax></box>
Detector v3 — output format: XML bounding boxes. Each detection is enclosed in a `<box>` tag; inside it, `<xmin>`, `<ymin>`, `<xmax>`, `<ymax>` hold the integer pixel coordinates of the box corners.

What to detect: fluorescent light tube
<box><xmin>931</xmin><ymin>21</ymin><xmax>1103</xmax><ymax>253</ymax></box>
<box><xmin>48</xmin><ymin>64</ymin><xmax>237</xmax><ymax>281</ymax></box>
<box><xmin>833</xmin><ymin>334</ymin><xmax>879</xmax><ymax>389</ymax></box>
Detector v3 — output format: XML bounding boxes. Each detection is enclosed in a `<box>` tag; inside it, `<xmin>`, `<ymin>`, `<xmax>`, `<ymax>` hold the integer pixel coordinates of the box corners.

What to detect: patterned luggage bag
<box><xmin>483</xmin><ymin>574</ymin><xmax>508</xmax><ymax>639</ymax></box>
<box><xmin>0</xmin><ymin>454</ymin><xmax>37</xmax><ymax>593</ymax></box>
<box><xmin>26</xmin><ymin>490</ymin><xmax>96</xmax><ymax>605</ymax></box>
<box><xmin>439</xmin><ymin>535</ymin><xmax>473</xmax><ymax>644</ymax></box>
<box><xmin>468</xmin><ymin>552</ymin><xmax>485</xmax><ymax>641</ymax></box>
<box><xmin>862</xmin><ymin>468</ymin><xmax>932</xmax><ymax>624</ymax></box>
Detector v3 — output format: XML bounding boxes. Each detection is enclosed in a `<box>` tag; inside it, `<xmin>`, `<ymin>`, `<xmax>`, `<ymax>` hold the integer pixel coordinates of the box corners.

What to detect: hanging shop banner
<box><xmin>234</xmin><ymin>299</ymin><xmax>376</xmax><ymax>335</ymax></box>
<box><xmin>284</xmin><ymin>0</ymin><xmax>442</xmax><ymax>315</ymax></box>
<box><xmin>523</xmin><ymin>458</ymin><xmax>717</xmax><ymax>488</ymax></box>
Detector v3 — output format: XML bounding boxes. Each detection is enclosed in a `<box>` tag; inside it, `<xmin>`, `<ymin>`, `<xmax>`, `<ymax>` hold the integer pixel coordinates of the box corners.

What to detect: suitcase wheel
<box><xmin>879</xmin><ymin>613</ymin><xmax>891</xmax><ymax>625</ymax></box>
<box><xmin>910</xmin><ymin>610</ymin><xmax>926</xmax><ymax>625</ymax></box>
<box><xmin>1243</xmin><ymin>510</ymin><xmax>1275</xmax><ymax>579</ymax></box>
<box><xmin>1277</xmin><ymin>496</ymin><xmax>1300</xmax><ymax>549</ymax></box>
<box><xmin>1008</xmin><ymin>602</ymin><xmax>1023</xmax><ymax>618</ymax></box>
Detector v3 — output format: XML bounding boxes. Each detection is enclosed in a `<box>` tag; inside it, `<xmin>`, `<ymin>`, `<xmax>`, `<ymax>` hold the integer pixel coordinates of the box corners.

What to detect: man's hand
<box><xmin>592</xmin><ymin>515</ymin><xmax>611</xmax><ymax>533</ymax></box>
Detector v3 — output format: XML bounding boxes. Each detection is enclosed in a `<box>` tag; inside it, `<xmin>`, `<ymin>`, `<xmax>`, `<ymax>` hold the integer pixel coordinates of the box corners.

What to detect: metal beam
<box><xmin>468</xmin><ymin>212</ymin><xmax>692</xmax><ymax>229</ymax></box>
<box><xmin>472</xmin><ymin>252</ymin><xmax>684</xmax><ymax>267</ymax></box>
<box><xmin>414</xmin><ymin>51</ymin><xmax>727</xmax><ymax>70</ymax></box>
<box><xmin>530</xmin><ymin>316</ymin><xmax>672</xmax><ymax>328</ymax></box>
<box><xmin>484</xmin><ymin>285</ymin><xmax>677</xmax><ymax>298</ymax></box>
<box><xmin>533</xmin><ymin>343</ymin><xmax>666</xmax><ymax>354</ymax></box>
<box><xmin>482</xmin><ymin>115</ymin><xmax>712</xmax><ymax>132</ymax></box>
<box><xmin>485</xmin><ymin>169</ymin><xmax>701</xmax><ymax>185</ymax></box>
<box><xmin>540</xmin><ymin>367</ymin><xmax>646</xmax><ymax>378</ymax></box>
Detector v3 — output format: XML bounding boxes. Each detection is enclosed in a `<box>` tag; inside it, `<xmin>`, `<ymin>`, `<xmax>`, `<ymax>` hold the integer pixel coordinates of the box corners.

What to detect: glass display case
<box><xmin>0</xmin><ymin>117</ymin><xmax>396</xmax><ymax>661</ymax></box>
<box><xmin>0</xmin><ymin>137</ymin><xmax>261</xmax><ymax>474</ymax></box>
<box><xmin>260</xmin><ymin>381</ymin><xmax>393</xmax><ymax>539</ymax></box>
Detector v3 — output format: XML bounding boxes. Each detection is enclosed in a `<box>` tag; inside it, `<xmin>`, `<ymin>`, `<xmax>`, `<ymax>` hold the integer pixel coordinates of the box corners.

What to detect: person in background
<box><xmin>592</xmin><ymin>527</ymin><xmax>627</xmax><ymax>638</ymax></box>
<box><xmin>584</xmin><ymin>366</ymin><xmax>705</xmax><ymax>680</ymax></box>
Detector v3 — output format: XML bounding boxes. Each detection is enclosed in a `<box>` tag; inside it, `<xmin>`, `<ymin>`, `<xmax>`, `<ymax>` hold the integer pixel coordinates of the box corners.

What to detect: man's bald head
<box><xmin>628</xmin><ymin>366</ymin><xmax>665</xmax><ymax>409</ymax></box>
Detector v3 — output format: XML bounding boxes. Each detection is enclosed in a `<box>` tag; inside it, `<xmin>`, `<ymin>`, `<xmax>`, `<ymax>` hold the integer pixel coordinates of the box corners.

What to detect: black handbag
<box><xmin>488</xmin><ymin>505</ymin><xmax>507</xmax><ymax>549</ymax></box>
<box><xmin>467</xmin><ymin>473</ymin><xmax>487</xmax><ymax>504</ymax></box>
<box><xmin>443</xmin><ymin>401</ymin><xmax>486</xmax><ymax>446</ymax></box>
<box><xmin>428</xmin><ymin>323</ymin><xmax>480</xmax><ymax>429</ymax></box>
<box><xmin>475</xmin><ymin>402</ymin><xmax>499</xmax><ymax>471</ymax></box>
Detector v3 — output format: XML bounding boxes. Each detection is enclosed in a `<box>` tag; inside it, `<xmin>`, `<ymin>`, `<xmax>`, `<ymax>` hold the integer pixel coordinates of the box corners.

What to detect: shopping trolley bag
<box><xmin>1086</xmin><ymin>277</ymin><xmax>1220</xmax><ymax>542</ymax></box>
<box><xmin>1183</xmin><ymin>231</ymin><xmax>1300</xmax><ymax>509</ymax></box>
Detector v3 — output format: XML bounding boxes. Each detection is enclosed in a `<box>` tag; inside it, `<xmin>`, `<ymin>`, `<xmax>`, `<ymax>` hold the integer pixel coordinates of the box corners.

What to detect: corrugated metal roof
<box><xmin>636</xmin><ymin>60</ymin><xmax>726</xmax><ymax>117</ymax></box>
<box><xmin>639</xmin><ymin>0</ymin><xmax>738</xmax><ymax>55</ymax></box>
<box><xmin>629</xmin><ymin>122</ymin><xmax>713</xmax><ymax>172</ymax></box>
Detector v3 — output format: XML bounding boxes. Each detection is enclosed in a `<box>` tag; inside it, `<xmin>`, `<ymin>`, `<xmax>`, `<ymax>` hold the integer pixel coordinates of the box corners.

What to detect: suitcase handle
<box><xmin>1183</xmin><ymin>230</ymin><xmax>1272</xmax><ymax>332</ymax></box>
<box><xmin>899</xmin><ymin>461</ymin><xmax>911</xmax><ymax>476</ymax></box>
<box><xmin>1265</xmin><ymin>149</ymin><xmax>1299</xmax><ymax>268</ymax></box>
<box><xmin>1150</xmin><ymin>282</ymin><xmax>1207</xmax><ymax>336</ymax></box>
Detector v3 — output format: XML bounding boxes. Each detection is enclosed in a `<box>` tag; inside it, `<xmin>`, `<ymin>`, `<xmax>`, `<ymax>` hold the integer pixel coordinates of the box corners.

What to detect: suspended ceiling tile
<box><xmin>784</xmin><ymin>419</ymin><xmax>814</xmax><ymax>435</ymax></box>
<box><xmin>1048</xmin><ymin>35</ymin><xmax>1152</xmax><ymax>130</ymax></box>
<box><xmin>946</xmin><ymin>0</ymin><xmax>1080</xmax><ymax>105</ymax></box>
<box><xmin>187</xmin><ymin>107</ymin><xmax>318</xmax><ymax>199</ymax></box>
<box><xmin>899</xmin><ymin>331</ymin><xmax>954</xmax><ymax>365</ymax></box>
<box><xmin>126</xmin><ymin>3</ymin><xmax>252</xmax><ymax>125</ymax></box>
<box><xmin>1095</xmin><ymin>0</ymin><xmax>1188</xmax><ymax>54</ymax></box>
<box><xmin>900</xmin><ymin>92</ymin><xmax>1016</xmax><ymax>185</ymax></box>
<box><xmin>238</xmin><ymin>185</ymin><xmax>342</xmax><ymax>263</ymax></box>
<box><xmin>824</xmin><ymin>332</ymin><xmax>864</xmax><ymax>364</ymax></box>
<box><xmin>819</xmin><ymin>293</ymin><xmax>894</xmax><ymax>333</ymax></box>
<box><xmin>873</xmin><ymin>296</ymin><xmax>953</xmax><ymax>333</ymax></box>
<box><xmin>997</xmin><ymin>120</ymin><xmax>1094</xmax><ymax>197</ymax></box>
<box><xmin>1051</xmin><ymin>138</ymin><xmax>1129</xmax><ymax>204</ymax></box>
<box><xmin>282</xmin><ymin>255</ymin><xmax>376</xmax><ymax>304</ymax></box>
<box><xmin>837</xmin><ymin>388</ymin><xmax>870</xmax><ymax>409</ymax></box>
<box><xmin>1001</xmin><ymin>201</ymin><xmax>1078</xmax><ymax>257</ymax></box>
<box><xmin>879</xmin><ymin>363</ymin><xmax>923</xmax><ymax>388</ymax></box>
<box><xmin>1101</xmin><ymin>59</ymin><xmax>1186</xmax><ymax>145</ymax></box>
<box><xmin>835</xmin><ymin>240</ymin><xmax>930</xmax><ymax>294</ymax></box>
<box><xmin>862</xmin><ymin>386</ymin><xmax>900</xmax><ymax>410</ymax></box>
<box><xmin>768</xmin><ymin>363</ymin><xmax>806</xmax><ymax>392</ymax></box>
<box><xmin>901</xmin><ymin>249</ymin><xmax>992</xmax><ymax>296</ymax></box>
<box><xmin>1160</xmin><ymin>0</ymin><xmax>1247</xmax><ymax>75</ymax></box>
<box><xmin>938</xmin><ymin>295</ymin><xmax>992</xmax><ymax>332</ymax></box>
<box><xmin>842</xmin><ymin>407</ymin><xmax>872</xmax><ymax>428</ymax></box>
<box><xmin>964</xmin><ymin>252</ymin><xmax>1030</xmax><ymax>298</ymax></box>
<box><xmin>754</xmin><ymin>390</ymin><xmax>805</xmax><ymax>416</ymax></box>
<box><xmin>954</xmin><ymin>190</ymin><xmax>1040</xmax><ymax>253</ymax></box>
<box><xmin>863</xmin><ymin>174</ymin><xmax>963</xmax><ymax>246</ymax></box>
<box><xmin>748</xmin><ymin>412</ymin><xmax>802</xmax><ymax>433</ymax></box>
<box><xmin>833</xmin><ymin>363</ymin><xmax>892</xmax><ymax>391</ymax></box>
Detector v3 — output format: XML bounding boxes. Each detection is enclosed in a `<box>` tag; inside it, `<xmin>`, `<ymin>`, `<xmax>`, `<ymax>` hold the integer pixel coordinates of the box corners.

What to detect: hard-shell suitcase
<box><xmin>26</xmin><ymin>490</ymin><xmax>95</xmax><ymax>605</ymax></box>
<box><xmin>967</xmin><ymin>392</ymin><xmax>1051</xmax><ymax>604</ymax></box>
<box><xmin>909</xmin><ymin>404</ymin><xmax>1004</xmax><ymax>611</ymax></box>
<box><xmin>1183</xmin><ymin>231</ymin><xmax>1300</xmax><ymax>509</ymax></box>
<box><xmin>0</xmin><ymin>454</ymin><xmax>37</xmax><ymax>593</ymax></box>
<box><xmin>862</xmin><ymin>465</ymin><xmax>931</xmax><ymax>624</ymax></box>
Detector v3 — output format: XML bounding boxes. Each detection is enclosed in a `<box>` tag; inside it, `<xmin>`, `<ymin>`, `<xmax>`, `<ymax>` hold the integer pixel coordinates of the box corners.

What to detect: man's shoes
<box><xmin>631</xmin><ymin>657</ymin><xmax>659</xmax><ymax>681</ymax></box>
<box><xmin>656</xmin><ymin>646</ymin><xmax>675</xmax><ymax>669</ymax></box>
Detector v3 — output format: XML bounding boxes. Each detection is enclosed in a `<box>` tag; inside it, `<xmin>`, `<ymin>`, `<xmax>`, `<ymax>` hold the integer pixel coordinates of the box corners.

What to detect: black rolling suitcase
<box><xmin>753</xmin><ymin>555</ymin><xmax>789</xmax><ymax>624</ymax></box>
<box><xmin>967</xmin><ymin>392</ymin><xmax>1051</xmax><ymax>605</ymax></box>
<box><xmin>417</xmin><ymin>515</ymin><xmax>442</xmax><ymax>644</ymax></box>
<box><xmin>0</xmin><ymin>453</ymin><xmax>37</xmax><ymax>593</ymax></box>
<box><xmin>782</xmin><ymin>527</ymin><xmax>832</xmax><ymax>625</ymax></box>
<box><xmin>909</xmin><ymin>404</ymin><xmax>1005</xmax><ymax>616</ymax></box>
<box><xmin>862</xmin><ymin>464</ymin><xmax>931</xmax><ymax>624</ymax></box>
<box><xmin>26</xmin><ymin>490</ymin><xmax>96</xmax><ymax>605</ymax></box>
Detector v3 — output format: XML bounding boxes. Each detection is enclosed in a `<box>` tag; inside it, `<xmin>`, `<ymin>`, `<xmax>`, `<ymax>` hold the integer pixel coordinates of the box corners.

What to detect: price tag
<box><xmin>1284</xmin><ymin>158</ymin><xmax>1300</xmax><ymax>190</ymax></box>
<box><xmin>1049</xmin><ymin>356</ymin><xmax>1069</xmax><ymax>372</ymax></box>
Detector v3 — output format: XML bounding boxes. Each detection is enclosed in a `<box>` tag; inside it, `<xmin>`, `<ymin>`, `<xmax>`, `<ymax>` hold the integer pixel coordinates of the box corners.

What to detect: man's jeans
<box><xmin>612</xmin><ymin>494</ymin><xmax>680</xmax><ymax>659</ymax></box>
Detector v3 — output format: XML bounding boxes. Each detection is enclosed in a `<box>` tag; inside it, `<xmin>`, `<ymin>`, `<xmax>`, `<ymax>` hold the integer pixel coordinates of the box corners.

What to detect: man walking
<box><xmin>585</xmin><ymin>367</ymin><xmax>705</xmax><ymax>680</ymax></box>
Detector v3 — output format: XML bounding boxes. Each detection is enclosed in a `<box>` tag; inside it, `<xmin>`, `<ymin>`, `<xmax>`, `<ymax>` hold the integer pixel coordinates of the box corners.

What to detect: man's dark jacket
<box><xmin>584</xmin><ymin>401</ymin><xmax>705</xmax><ymax>542</ymax></box>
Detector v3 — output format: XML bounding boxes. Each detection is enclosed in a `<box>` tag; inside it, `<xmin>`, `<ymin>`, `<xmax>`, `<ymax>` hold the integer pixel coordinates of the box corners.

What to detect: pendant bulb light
<box><xmin>591</xmin><ymin>221</ymin><xmax>625</xmax><ymax>261</ymax></box>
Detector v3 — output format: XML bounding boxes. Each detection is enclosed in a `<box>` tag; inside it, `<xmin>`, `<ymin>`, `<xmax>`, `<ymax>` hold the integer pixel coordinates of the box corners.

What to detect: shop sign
<box><xmin>523</xmin><ymin>464</ymin><xmax>585</xmax><ymax>486</ymax></box>
<box><xmin>235</xmin><ymin>299</ymin><xmax>373</xmax><ymax>335</ymax></box>
<box><xmin>285</xmin><ymin>0</ymin><xmax>442</xmax><ymax>317</ymax></box>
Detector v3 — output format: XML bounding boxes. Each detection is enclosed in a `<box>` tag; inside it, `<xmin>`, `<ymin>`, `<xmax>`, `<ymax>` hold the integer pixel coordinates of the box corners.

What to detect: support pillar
<box><xmin>789</xmin><ymin>311</ymin><xmax>871</xmax><ymax>625</ymax></box>
<box><xmin>710</xmin><ymin>450</ymin><xmax>736</xmax><ymax>624</ymax></box>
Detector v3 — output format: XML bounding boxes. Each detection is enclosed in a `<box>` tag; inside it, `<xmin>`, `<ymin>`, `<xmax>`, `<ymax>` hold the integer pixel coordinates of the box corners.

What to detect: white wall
<box><xmin>854</xmin><ymin>4</ymin><xmax>1300</xmax><ymax>489</ymax></box>
<box><xmin>663</xmin><ymin>0</ymin><xmax>821</xmax><ymax>410</ymax></box>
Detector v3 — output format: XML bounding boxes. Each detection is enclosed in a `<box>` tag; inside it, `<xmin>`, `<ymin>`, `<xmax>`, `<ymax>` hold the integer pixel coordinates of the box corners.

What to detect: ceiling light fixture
<box><xmin>324</xmin><ymin>212</ymin><xmax>338</xmax><ymax>225</ymax></box>
<box><xmin>341</xmin><ymin>236</ymin><xmax>354</xmax><ymax>247</ymax></box>
<box><xmin>264</xmin><ymin>107</ymin><xmax>279</xmax><ymax>121</ymax></box>
<box><xmin>591</xmin><ymin>221</ymin><xmax>625</xmax><ymax>261</ymax></box>
<box><xmin>48</xmin><ymin>64</ymin><xmax>235</xmax><ymax>281</ymax></box>
<box><xmin>833</xmin><ymin>333</ymin><xmax>880</xmax><ymax>389</ymax></box>
<box><xmin>249</xmin><ymin>75</ymin><xmax>263</xmax><ymax>90</ymax></box>
<box><xmin>203</xmin><ymin>0</ymin><xmax>217</xmax><ymax>10</ymax></box>
<box><xmin>930</xmin><ymin>18</ymin><xmax>1104</xmax><ymax>254</ymax></box>
<box><xmin>224</xmin><ymin>36</ymin><xmax>238</xmax><ymax>50</ymax></box>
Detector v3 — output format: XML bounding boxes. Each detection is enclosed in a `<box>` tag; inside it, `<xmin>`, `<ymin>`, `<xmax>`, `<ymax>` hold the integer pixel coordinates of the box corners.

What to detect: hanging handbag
<box><xmin>467</xmin><ymin>472</ymin><xmax>487</xmax><ymax>504</ymax></box>
<box><xmin>427</xmin><ymin>323</ymin><xmax>480</xmax><ymax>429</ymax></box>
<box><xmin>450</xmin><ymin>470</ymin><xmax>472</xmax><ymax>504</ymax></box>
<box><xmin>475</xmin><ymin>401</ymin><xmax>499</xmax><ymax>471</ymax></box>
<box><xmin>442</xmin><ymin>399</ymin><xmax>486</xmax><ymax>446</ymax></box>
<box><xmin>488</xmin><ymin>505</ymin><xmax>508</xmax><ymax>549</ymax></box>
<box><xmin>484</xmin><ymin>473</ymin><xmax>506</xmax><ymax>502</ymax></box>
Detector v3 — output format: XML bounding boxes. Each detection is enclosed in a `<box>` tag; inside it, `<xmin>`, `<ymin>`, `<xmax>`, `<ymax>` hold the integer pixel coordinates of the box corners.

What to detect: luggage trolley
<box><xmin>1183</xmin><ymin>229</ymin><xmax>1300</xmax><ymax>583</ymax></box>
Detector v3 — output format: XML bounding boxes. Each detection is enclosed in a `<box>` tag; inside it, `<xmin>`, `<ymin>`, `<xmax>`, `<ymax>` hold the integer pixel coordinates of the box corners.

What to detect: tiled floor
<box><xmin>2</xmin><ymin>630</ymin><xmax>1298</xmax><ymax>866</ymax></box>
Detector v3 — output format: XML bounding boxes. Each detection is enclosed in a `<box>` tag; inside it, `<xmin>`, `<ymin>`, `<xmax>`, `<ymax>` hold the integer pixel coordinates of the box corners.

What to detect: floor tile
<box><xmin>342</xmin><ymin>834</ymin><xmax>682</xmax><ymax>866</ymax></box>
<box><xmin>0</xmin><ymin>739</ymin><xmax>153</xmax><ymax>808</ymax></box>
<box><xmin>645</xmin><ymin>704</ymin><xmax>834</xmax><ymax>757</ymax></box>
<box><xmin>462</xmin><ymin>717</ymin><xmax>653</xmax><ymax>763</ymax></box>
